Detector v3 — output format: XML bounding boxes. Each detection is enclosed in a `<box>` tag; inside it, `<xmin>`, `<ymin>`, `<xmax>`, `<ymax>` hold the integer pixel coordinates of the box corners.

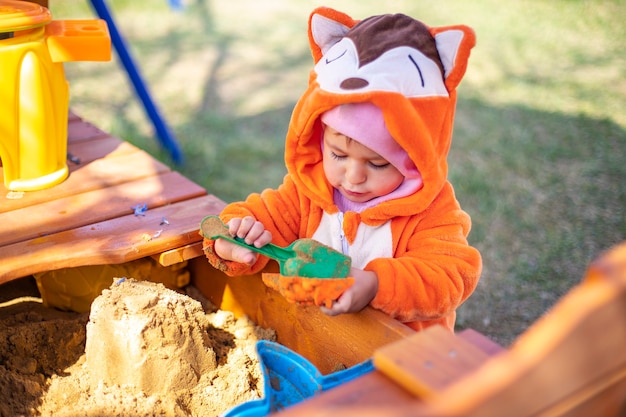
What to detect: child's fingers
<box><xmin>231</xmin><ymin>245</ymin><xmax>258</xmax><ymax>265</ymax></box>
<box><xmin>319</xmin><ymin>304</ymin><xmax>336</xmax><ymax>316</ymax></box>
<box><xmin>236</xmin><ymin>216</ymin><xmax>256</xmax><ymax>238</ymax></box>
<box><xmin>320</xmin><ymin>292</ymin><xmax>350</xmax><ymax>316</ymax></box>
<box><xmin>226</xmin><ymin>218</ymin><xmax>243</xmax><ymax>236</ymax></box>
<box><xmin>247</xmin><ymin>221</ymin><xmax>268</xmax><ymax>244</ymax></box>
<box><xmin>231</xmin><ymin>217</ymin><xmax>272</xmax><ymax>246</ymax></box>
<box><xmin>230</xmin><ymin>216</ymin><xmax>263</xmax><ymax>243</ymax></box>
<box><xmin>214</xmin><ymin>238</ymin><xmax>257</xmax><ymax>264</ymax></box>
<box><xmin>251</xmin><ymin>229</ymin><xmax>272</xmax><ymax>247</ymax></box>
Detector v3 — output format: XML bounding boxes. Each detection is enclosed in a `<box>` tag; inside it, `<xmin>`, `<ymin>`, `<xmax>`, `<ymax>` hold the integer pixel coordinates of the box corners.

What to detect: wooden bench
<box><xmin>0</xmin><ymin>111</ymin><xmax>225</xmax><ymax>285</ymax></box>
<box><xmin>0</xmin><ymin>110</ymin><xmax>416</xmax><ymax>375</ymax></box>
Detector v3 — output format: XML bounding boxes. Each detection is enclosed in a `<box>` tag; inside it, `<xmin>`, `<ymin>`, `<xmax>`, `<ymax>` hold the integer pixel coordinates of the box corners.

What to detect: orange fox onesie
<box><xmin>203</xmin><ymin>7</ymin><xmax>482</xmax><ymax>332</ymax></box>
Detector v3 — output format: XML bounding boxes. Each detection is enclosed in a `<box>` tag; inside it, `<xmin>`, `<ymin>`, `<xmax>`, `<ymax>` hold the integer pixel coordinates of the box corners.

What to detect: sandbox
<box><xmin>0</xmin><ymin>277</ymin><xmax>275</xmax><ymax>416</ymax></box>
<box><xmin>0</xmin><ymin>257</ymin><xmax>414</xmax><ymax>416</ymax></box>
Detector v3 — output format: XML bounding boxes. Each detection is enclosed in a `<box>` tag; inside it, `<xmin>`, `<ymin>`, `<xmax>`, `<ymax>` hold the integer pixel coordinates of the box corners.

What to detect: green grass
<box><xmin>51</xmin><ymin>0</ymin><xmax>626</xmax><ymax>346</ymax></box>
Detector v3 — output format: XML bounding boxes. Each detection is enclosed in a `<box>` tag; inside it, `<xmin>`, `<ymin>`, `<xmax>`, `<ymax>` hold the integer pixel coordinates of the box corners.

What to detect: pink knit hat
<box><xmin>321</xmin><ymin>103</ymin><xmax>420</xmax><ymax>178</ymax></box>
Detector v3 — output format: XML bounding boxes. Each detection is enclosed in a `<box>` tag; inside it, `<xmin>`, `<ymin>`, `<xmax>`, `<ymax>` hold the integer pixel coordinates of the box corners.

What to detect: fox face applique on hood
<box><xmin>204</xmin><ymin>7</ymin><xmax>482</xmax><ymax>332</ymax></box>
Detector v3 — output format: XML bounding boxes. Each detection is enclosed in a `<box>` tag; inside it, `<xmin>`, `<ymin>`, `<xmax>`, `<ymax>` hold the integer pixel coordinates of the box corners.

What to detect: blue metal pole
<box><xmin>89</xmin><ymin>0</ymin><xmax>183</xmax><ymax>164</ymax></box>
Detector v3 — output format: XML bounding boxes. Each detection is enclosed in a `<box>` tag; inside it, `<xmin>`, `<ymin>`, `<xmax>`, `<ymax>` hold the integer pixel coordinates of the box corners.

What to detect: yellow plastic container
<box><xmin>34</xmin><ymin>258</ymin><xmax>191</xmax><ymax>313</ymax></box>
<box><xmin>0</xmin><ymin>0</ymin><xmax>110</xmax><ymax>191</ymax></box>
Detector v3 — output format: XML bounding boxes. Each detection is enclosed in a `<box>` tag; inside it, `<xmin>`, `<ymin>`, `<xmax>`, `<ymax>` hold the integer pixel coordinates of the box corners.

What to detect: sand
<box><xmin>0</xmin><ymin>278</ymin><xmax>275</xmax><ymax>417</ymax></box>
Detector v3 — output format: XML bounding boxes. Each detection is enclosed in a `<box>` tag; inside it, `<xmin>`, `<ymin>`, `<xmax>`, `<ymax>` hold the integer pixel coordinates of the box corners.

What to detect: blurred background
<box><xmin>50</xmin><ymin>0</ymin><xmax>625</xmax><ymax>346</ymax></box>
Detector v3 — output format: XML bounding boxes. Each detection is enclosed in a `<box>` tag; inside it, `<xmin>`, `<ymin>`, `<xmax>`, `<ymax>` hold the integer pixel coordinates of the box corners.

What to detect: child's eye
<box><xmin>369</xmin><ymin>161</ymin><xmax>391</xmax><ymax>170</ymax></box>
<box><xmin>330</xmin><ymin>151</ymin><xmax>346</xmax><ymax>160</ymax></box>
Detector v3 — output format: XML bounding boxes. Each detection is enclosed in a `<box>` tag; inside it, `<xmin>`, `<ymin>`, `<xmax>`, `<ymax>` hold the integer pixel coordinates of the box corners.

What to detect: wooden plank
<box><xmin>67</xmin><ymin>135</ymin><xmax>140</xmax><ymax>167</ymax></box>
<box><xmin>0</xmin><ymin>194</ymin><xmax>226</xmax><ymax>283</ymax></box>
<box><xmin>67</xmin><ymin>119</ymin><xmax>109</xmax><ymax>143</ymax></box>
<box><xmin>0</xmin><ymin>171</ymin><xmax>206</xmax><ymax>247</ymax></box>
<box><xmin>424</xmin><ymin>242</ymin><xmax>626</xmax><ymax>417</ymax></box>
<box><xmin>372</xmin><ymin>325</ymin><xmax>493</xmax><ymax>399</ymax></box>
<box><xmin>537</xmin><ymin>367</ymin><xmax>626</xmax><ymax>417</ymax></box>
<box><xmin>154</xmin><ymin>242</ymin><xmax>205</xmax><ymax>266</ymax></box>
<box><xmin>68</xmin><ymin>109</ymin><xmax>81</xmax><ymax>122</ymax></box>
<box><xmin>278</xmin><ymin>331</ymin><xmax>504</xmax><ymax>417</ymax></box>
<box><xmin>1</xmin><ymin>148</ymin><xmax>171</xmax><ymax>212</ymax></box>
<box><xmin>190</xmin><ymin>258</ymin><xmax>416</xmax><ymax>375</ymax></box>
<box><xmin>279</xmin><ymin>371</ymin><xmax>420</xmax><ymax>417</ymax></box>
<box><xmin>455</xmin><ymin>328</ymin><xmax>507</xmax><ymax>357</ymax></box>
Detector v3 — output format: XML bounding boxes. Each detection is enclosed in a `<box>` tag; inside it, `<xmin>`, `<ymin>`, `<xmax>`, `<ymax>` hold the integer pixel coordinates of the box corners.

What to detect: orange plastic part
<box><xmin>45</xmin><ymin>19</ymin><xmax>111</xmax><ymax>62</ymax></box>
<box><xmin>262</xmin><ymin>273</ymin><xmax>355</xmax><ymax>308</ymax></box>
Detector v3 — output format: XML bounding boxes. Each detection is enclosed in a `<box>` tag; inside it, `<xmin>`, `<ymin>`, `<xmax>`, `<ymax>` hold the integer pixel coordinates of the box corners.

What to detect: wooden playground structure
<box><xmin>0</xmin><ymin>112</ymin><xmax>624</xmax><ymax>416</ymax></box>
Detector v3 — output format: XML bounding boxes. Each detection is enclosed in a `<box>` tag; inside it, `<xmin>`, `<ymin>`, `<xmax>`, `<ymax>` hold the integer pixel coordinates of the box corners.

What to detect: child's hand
<box><xmin>320</xmin><ymin>268</ymin><xmax>378</xmax><ymax>316</ymax></box>
<box><xmin>213</xmin><ymin>216</ymin><xmax>272</xmax><ymax>265</ymax></box>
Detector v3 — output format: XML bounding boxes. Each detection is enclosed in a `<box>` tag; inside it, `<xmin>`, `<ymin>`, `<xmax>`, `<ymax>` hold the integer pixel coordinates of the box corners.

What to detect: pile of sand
<box><xmin>0</xmin><ymin>278</ymin><xmax>275</xmax><ymax>416</ymax></box>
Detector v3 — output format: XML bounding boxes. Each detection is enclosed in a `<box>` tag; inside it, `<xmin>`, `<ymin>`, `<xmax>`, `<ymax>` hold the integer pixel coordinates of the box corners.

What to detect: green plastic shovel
<box><xmin>200</xmin><ymin>216</ymin><xmax>351</xmax><ymax>278</ymax></box>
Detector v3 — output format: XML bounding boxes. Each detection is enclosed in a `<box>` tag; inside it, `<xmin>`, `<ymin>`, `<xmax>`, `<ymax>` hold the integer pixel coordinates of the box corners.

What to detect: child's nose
<box><xmin>346</xmin><ymin>161</ymin><xmax>366</xmax><ymax>184</ymax></box>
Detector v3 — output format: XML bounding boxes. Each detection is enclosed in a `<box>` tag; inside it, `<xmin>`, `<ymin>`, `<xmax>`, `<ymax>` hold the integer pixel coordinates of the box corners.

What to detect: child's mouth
<box><xmin>343</xmin><ymin>189</ymin><xmax>367</xmax><ymax>199</ymax></box>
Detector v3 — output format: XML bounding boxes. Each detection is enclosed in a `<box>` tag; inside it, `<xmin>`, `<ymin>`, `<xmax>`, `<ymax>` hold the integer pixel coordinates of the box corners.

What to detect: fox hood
<box><xmin>286</xmin><ymin>7</ymin><xmax>476</xmax><ymax>218</ymax></box>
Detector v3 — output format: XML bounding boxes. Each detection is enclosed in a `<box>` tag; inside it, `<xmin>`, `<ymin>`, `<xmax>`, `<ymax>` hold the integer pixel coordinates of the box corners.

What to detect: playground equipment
<box><xmin>0</xmin><ymin>0</ymin><xmax>110</xmax><ymax>191</ymax></box>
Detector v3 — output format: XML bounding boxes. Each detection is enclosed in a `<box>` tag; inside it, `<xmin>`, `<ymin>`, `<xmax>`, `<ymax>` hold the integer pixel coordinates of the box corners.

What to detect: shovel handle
<box><xmin>211</xmin><ymin>233</ymin><xmax>294</xmax><ymax>262</ymax></box>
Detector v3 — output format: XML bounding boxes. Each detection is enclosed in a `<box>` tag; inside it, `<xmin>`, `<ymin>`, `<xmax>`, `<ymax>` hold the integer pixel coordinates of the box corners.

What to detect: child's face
<box><xmin>322</xmin><ymin>125</ymin><xmax>405</xmax><ymax>203</ymax></box>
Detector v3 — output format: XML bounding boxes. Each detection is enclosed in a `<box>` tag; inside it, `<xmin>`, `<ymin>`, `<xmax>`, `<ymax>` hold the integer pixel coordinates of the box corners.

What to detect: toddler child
<box><xmin>203</xmin><ymin>7</ymin><xmax>481</xmax><ymax>332</ymax></box>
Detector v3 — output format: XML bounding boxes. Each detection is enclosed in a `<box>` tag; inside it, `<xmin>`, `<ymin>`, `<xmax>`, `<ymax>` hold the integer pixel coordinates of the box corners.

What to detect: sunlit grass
<box><xmin>51</xmin><ymin>0</ymin><xmax>626</xmax><ymax>345</ymax></box>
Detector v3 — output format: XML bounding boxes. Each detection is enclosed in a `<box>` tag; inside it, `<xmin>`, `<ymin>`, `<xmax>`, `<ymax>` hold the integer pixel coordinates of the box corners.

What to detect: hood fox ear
<box><xmin>308</xmin><ymin>7</ymin><xmax>356</xmax><ymax>63</ymax></box>
<box><xmin>431</xmin><ymin>25</ymin><xmax>476</xmax><ymax>91</ymax></box>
